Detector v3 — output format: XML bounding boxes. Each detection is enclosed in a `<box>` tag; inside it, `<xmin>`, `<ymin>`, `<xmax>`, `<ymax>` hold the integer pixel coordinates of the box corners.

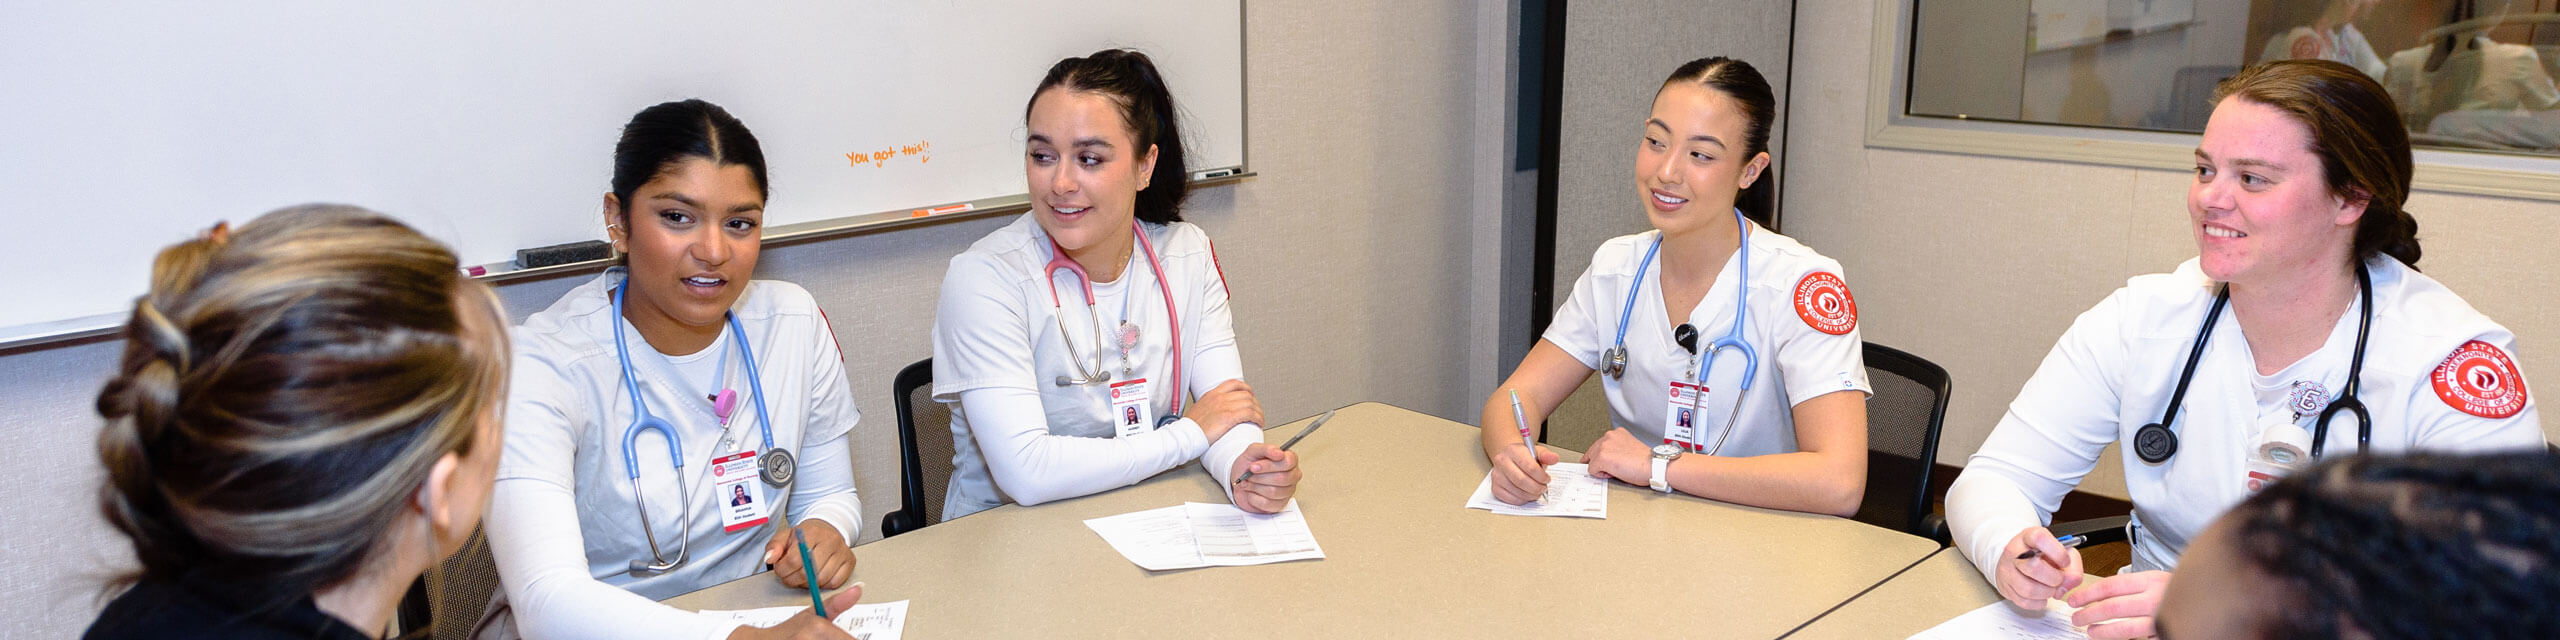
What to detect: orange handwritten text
<box><xmin>847</xmin><ymin>140</ymin><xmax>932</xmax><ymax>168</ymax></box>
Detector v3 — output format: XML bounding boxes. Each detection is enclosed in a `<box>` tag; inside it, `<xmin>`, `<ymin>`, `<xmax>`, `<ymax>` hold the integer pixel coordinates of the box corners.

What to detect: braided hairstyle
<box><xmin>93</xmin><ymin>204</ymin><xmax>507</xmax><ymax>604</ymax></box>
<box><xmin>2226</xmin><ymin>450</ymin><xmax>2560</xmax><ymax>638</ymax></box>
<box><xmin>1028</xmin><ymin>48</ymin><xmax>1191</xmax><ymax>224</ymax></box>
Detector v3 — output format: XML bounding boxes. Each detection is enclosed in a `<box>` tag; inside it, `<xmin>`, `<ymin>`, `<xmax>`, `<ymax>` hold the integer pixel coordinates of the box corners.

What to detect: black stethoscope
<box><xmin>2134</xmin><ymin>262</ymin><xmax>2373</xmax><ymax>464</ymax></box>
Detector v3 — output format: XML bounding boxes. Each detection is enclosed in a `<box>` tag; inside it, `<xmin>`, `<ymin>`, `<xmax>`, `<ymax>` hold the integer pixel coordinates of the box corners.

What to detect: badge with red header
<box><xmin>1793</xmin><ymin>272</ymin><xmax>1857</xmax><ymax>335</ymax></box>
<box><xmin>2433</xmin><ymin>340</ymin><xmax>2528</xmax><ymax>419</ymax></box>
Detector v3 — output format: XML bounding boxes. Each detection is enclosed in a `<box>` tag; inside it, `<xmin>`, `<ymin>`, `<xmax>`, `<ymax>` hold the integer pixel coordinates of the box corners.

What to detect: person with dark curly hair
<box><xmin>2158</xmin><ymin>450</ymin><xmax>2560</xmax><ymax>639</ymax></box>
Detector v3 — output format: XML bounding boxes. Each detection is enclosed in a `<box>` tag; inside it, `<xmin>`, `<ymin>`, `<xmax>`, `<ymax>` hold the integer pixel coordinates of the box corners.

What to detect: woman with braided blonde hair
<box><xmin>84</xmin><ymin>204</ymin><xmax>510</xmax><ymax>639</ymax></box>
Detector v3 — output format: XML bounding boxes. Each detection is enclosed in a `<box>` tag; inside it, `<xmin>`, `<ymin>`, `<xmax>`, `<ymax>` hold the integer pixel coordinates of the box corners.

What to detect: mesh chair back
<box><xmin>424</xmin><ymin>526</ymin><xmax>501</xmax><ymax>640</ymax></box>
<box><xmin>1854</xmin><ymin>342</ymin><xmax>1952</xmax><ymax>538</ymax></box>
<box><xmin>883</xmin><ymin>358</ymin><xmax>955</xmax><ymax>536</ymax></box>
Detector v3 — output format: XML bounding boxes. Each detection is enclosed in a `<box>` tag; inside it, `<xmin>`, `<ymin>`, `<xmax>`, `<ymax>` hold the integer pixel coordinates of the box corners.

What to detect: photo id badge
<box><xmin>1662</xmin><ymin>381</ymin><xmax>1708</xmax><ymax>451</ymax></box>
<box><xmin>1110</xmin><ymin>378</ymin><xmax>1153</xmax><ymax>438</ymax></box>
<box><xmin>712</xmin><ymin>451</ymin><xmax>771</xmax><ymax>533</ymax></box>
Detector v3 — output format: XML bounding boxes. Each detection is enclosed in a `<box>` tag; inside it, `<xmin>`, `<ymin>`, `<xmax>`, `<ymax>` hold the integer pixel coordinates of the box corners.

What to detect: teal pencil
<box><xmin>792</xmin><ymin>526</ymin><xmax>828</xmax><ymax>619</ymax></box>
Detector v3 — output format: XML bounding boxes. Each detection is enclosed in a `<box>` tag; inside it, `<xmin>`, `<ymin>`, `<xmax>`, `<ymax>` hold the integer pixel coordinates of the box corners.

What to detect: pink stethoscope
<box><xmin>1045</xmin><ymin>220</ymin><xmax>1185</xmax><ymax>422</ymax></box>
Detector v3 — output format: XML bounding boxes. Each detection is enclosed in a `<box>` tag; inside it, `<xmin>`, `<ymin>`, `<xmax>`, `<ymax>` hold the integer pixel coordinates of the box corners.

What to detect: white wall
<box><xmin>1785</xmin><ymin>0</ymin><xmax>2560</xmax><ymax>499</ymax></box>
<box><xmin>0</xmin><ymin>2</ymin><xmax>1518</xmax><ymax>637</ymax></box>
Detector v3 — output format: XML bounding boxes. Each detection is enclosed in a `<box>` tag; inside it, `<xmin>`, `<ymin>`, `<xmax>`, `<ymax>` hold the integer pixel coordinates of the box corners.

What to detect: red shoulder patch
<box><xmin>2432</xmin><ymin>340</ymin><xmax>2528</xmax><ymax>419</ymax></box>
<box><xmin>1204</xmin><ymin>235</ymin><xmax>1231</xmax><ymax>297</ymax></box>
<box><xmin>1792</xmin><ymin>272</ymin><xmax>1857</xmax><ymax>335</ymax></box>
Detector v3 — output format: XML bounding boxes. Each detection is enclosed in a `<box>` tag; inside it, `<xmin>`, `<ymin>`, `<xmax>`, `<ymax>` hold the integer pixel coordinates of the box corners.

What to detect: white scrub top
<box><xmin>1948</xmin><ymin>256</ymin><xmax>2544</xmax><ymax>581</ymax></box>
<box><xmin>932</xmin><ymin>214</ymin><xmax>1261</xmax><ymax>520</ymax></box>
<box><xmin>1542</xmin><ymin>223</ymin><xmax>1872</xmax><ymax>456</ymax></box>
<box><xmin>482</xmin><ymin>269</ymin><xmax>864</xmax><ymax>640</ymax></box>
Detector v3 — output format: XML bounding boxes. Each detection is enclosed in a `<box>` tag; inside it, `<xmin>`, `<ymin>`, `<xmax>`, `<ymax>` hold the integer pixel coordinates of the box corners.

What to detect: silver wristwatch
<box><xmin>1649</xmin><ymin>443</ymin><xmax>1683</xmax><ymax>493</ymax></box>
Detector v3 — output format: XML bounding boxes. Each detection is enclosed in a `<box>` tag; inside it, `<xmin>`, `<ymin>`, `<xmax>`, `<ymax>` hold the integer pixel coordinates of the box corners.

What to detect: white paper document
<box><xmin>1466</xmin><ymin>462</ymin><xmax>1608</xmax><ymax>518</ymax></box>
<box><xmin>1909</xmin><ymin>599</ymin><xmax>2087</xmax><ymax>640</ymax></box>
<box><xmin>704</xmin><ymin>599</ymin><xmax>910</xmax><ymax>640</ymax></box>
<box><xmin>1083</xmin><ymin>501</ymin><xmax>1325</xmax><ymax>570</ymax></box>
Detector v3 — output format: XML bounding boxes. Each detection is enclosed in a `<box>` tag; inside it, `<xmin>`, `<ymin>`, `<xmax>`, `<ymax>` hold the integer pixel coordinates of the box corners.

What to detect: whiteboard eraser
<box><xmin>515</xmin><ymin>240</ymin><xmax>613</xmax><ymax>269</ymax></box>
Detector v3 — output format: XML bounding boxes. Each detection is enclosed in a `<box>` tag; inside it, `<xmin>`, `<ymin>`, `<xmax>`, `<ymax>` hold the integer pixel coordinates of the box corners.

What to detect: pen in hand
<box><xmin>1508</xmin><ymin>389</ymin><xmax>1540</xmax><ymax>463</ymax></box>
<box><xmin>792</xmin><ymin>525</ymin><xmax>829</xmax><ymax>619</ymax></box>
<box><xmin>2014</xmin><ymin>533</ymin><xmax>2087</xmax><ymax>561</ymax></box>
<box><xmin>1234</xmin><ymin>409</ymin><xmax>1334</xmax><ymax>485</ymax></box>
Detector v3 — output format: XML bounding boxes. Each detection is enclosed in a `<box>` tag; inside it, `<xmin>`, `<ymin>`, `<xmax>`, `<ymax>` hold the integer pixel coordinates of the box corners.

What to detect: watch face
<box><xmin>1652</xmin><ymin>443</ymin><xmax>1683</xmax><ymax>458</ymax></box>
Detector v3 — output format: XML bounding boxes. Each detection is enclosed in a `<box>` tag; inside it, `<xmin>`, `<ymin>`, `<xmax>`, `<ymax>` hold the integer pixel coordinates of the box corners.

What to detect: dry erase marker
<box><xmin>792</xmin><ymin>526</ymin><xmax>828</xmax><ymax>619</ymax></box>
<box><xmin>1235</xmin><ymin>409</ymin><xmax>1333</xmax><ymax>485</ymax></box>
<box><xmin>910</xmin><ymin>202</ymin><xmax>973</xmax><ymax>217</ymax></box>
<box><xmin>1508</xmin><ymin>389</ymin><xmax>1537</xmax><ymax>456</ymax></box>
<box><xmin>2014</xmin><ymin>534</ymin><xmax>2087</xmax><ymax>560</ymax></box>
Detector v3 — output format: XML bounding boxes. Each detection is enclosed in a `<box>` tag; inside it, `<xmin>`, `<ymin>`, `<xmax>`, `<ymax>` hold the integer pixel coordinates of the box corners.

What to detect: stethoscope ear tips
<box><xmin>2134</xmin><ymin>422</ymin><xmax>2179</xmax><ymax>464</ymax></box>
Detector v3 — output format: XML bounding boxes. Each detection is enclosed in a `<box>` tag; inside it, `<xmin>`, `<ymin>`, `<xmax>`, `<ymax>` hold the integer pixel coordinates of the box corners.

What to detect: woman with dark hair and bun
<box><xmin>1947</xmin><ymin>59</ymin><xmax>2545</xmax><ymax>639</ymax></box>
<box><xmin>1480</xmin><ymin>57</ymin><xmax>1871</xmax><ymax>515</ymax></box>
<box><xmin>931</xmin><ymin>49</ymin><xmax>1299</xmax><ymax>519</ymax></box>
<box><xmin>84</xmin><ymin>205</ymin><xmax>510</xmax><ymax>639</ymax></box>
<box><xmin>482</xmin><ymin>99</ymin><xmax>864</xmax><ymax>639</ymax></box>
<box><xmin>2158</xmin><ymin>450</ymin><xmax>2560</xmax><ymax>639</ymax></box>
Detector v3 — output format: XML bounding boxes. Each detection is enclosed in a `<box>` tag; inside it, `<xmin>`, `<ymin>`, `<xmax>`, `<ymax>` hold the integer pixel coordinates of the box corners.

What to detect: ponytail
<box><xmin>1029</xmin><ymin>49</ymin><xmax>1191</xmax><ymax>224</ymax></box>
<box><xmin>2216</xmin><ymin>60</ymin><xmax>2422</xmax><ymax>269</ymax></box>
<box><xmin>2357</xmin><ymin>206</ymin><xmax>2422</xmax><ymax>268</ymax></box>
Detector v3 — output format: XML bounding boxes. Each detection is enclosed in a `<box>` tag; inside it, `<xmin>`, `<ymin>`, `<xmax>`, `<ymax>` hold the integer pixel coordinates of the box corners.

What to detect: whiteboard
<box><xmin>0</xmin><ymin>2</ymin><xmax>1245</xmax><ymax>334</ymax></box>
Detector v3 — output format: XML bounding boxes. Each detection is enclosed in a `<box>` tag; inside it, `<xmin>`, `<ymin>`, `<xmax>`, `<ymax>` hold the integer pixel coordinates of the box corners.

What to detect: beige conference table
<box><xmin>1782</xmin><ymin>547</ymin><xmax>2010</xmax><ymax>639</ymax></box>
<box><xmin>667</xmin><ymin>402</ymin><xmax>1941</xmax><ymax>638</ymax></box>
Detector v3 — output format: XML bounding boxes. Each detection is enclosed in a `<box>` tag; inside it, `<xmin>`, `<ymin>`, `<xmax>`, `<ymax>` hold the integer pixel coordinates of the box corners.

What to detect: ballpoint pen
<box><xmin>1235</xmin><ymin>409</ymin><xmax>1335</xmax><ymax>484</ymax></box>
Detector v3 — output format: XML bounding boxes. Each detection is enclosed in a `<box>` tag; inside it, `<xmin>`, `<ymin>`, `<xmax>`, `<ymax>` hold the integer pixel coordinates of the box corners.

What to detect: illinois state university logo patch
<box><xmin>2432</xmin><ymin>340</ymin><xmax>2528</xmax><ymax>419</ymax></box>
<box><xmin>1793</xmin><ymin>272</ymin><xmax>1857</xmax><ymax>335</ymax></box>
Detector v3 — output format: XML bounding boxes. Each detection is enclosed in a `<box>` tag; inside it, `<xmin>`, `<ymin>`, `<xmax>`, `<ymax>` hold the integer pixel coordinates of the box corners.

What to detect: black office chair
<box><xmin>1852</xmin><ymin>342</ymin><xmax>1953</xmax><ymax>543</ymax></box>
<box><xmin>880</xmin><ymin>358</ymin><xmax>955</xmax><ymax>538</ymax></box>
<box><xmin>395</xmin><ymin>525</ymin><xmax>502</xmax><ymax>640</ymax></box>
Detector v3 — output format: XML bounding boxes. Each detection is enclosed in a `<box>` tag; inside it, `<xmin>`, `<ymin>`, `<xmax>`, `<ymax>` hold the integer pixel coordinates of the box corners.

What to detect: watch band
<box><xmin>1649</xmin><ymin>455</ymin><xmax>1672</xmax><ymax>492</ymax></box>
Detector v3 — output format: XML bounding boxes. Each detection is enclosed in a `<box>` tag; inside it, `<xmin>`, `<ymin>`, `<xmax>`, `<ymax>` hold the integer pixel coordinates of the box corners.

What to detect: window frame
<box><xmin>1869</xmin><ymin>0</ymin><xmax>2560</xmax><ymax>202</ymax></box>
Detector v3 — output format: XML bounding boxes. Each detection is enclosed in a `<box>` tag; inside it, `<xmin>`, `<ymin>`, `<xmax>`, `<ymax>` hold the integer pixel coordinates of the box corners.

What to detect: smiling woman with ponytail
<box><xmin>930</xmin><ymin>48</ymin><xmax>1303</xmax><ymax>521</ymax></box>
<box><xmin>85</xmin><ymin>204</ymin><xmax>510</xmax><ymax>640</ymax></box>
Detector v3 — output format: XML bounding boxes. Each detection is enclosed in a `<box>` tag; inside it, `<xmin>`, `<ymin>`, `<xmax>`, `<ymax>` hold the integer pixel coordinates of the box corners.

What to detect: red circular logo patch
<box><xmin>2432</xmin><ymin>340</ymin><xmax>2528</xmax><ymax>419</ymax></box>
<box><xmin>1793</xmin><ymin>272</ymin><xmax>1857</xmax><ymax>335</ymax></box>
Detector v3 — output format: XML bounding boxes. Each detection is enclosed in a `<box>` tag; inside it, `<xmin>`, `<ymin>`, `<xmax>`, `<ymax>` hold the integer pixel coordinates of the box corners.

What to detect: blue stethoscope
<box><xmin>612</xmin><ymin>283</ymin><xmax>786</xmax><ymax>576</ymax></box>
<box><xmin>1601</xmin><ymin>207</ymin><xmax>1760</xmax><ymax>454</ymax></box>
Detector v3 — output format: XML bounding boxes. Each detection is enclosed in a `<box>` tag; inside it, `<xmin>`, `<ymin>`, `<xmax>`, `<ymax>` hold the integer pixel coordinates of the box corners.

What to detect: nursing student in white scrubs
<box><xmin>1483</xmin><ymin>57</ymin><xmax>1871</xmax><ymax>516</ymax></box>
<box><xmin>484</xmin><ymin>100</ymin><xmax>866</xmax><ymax>640</ymax></box>
<box><xmin>1947</xmin><ymin>60</ymin><xmax>2545</xmax><ymax>640</ymax></box>
<box><xmin>933</xmin><ymin>49</ymin><xmax>1300</xmax><ymax>519</ymax></box>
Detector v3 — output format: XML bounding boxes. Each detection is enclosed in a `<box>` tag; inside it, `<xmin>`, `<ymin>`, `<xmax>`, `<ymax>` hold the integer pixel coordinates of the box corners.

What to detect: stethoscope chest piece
<box><xmin>759</xmin><ymin>448</ymin><xmax>795</xmax><ymax>488</ymax></box>
<box><xmin>1602</xmin><ymin>346</ymin><xmax>1630</xmax><ymax>379</ymax></box>
<box><xmin>2134</xmin><ymin>422</ymin><xmax>2179</xmax><ymax>464</ymax></box>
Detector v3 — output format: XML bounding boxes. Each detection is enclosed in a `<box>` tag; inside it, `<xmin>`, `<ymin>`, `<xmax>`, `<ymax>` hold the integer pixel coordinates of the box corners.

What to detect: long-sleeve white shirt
<box><xmin>482</xmin><ymin>271</ymin><xmax>863</xmax><ymax>640</ymax></box>
<box><xmin>931</xmin><ymin>215</ymin><xmax>1260</xmax><ymax>520</ymax></box>
<box><xmin>1947</xmin><ymin>257</ymin><xmax>2542</xmax><ymax>582</ymax></box>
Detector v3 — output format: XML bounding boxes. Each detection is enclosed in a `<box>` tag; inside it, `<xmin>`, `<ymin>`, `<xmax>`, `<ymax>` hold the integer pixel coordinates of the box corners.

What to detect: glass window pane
<box><xmin>1907</xmin><ymin>0</ymin><xmax>2560</xmax><ymax>158</ymax></box>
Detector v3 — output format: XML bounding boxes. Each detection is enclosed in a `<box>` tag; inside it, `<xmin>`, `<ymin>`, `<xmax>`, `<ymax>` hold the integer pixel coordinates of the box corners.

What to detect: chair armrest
<box><xmin>880</xmin><ymin>510</ymin><xmax>919</xmax><ymax>539</ymax></box>
<box><xmin>1921</xmin><ymin>512</ymin><xmax>1951</xmax><ymax>546</ymax></box>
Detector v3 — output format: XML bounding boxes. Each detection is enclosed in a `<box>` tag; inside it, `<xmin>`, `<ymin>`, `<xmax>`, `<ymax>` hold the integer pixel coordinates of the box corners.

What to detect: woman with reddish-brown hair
<box><xmin>1947</xmin><ymin>59</ymin><xmax>2545</xmax><ymax>639</ymax></box>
